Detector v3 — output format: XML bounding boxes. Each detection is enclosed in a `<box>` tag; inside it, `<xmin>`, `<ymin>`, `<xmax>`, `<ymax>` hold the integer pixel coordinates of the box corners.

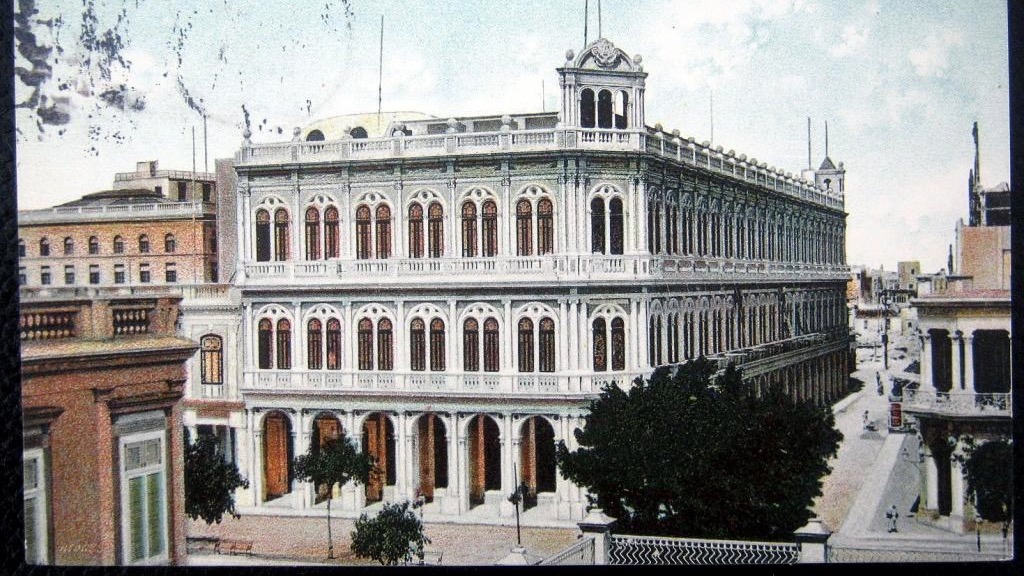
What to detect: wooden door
<box><xmin>264</xmin><ymin>414</ymin><xmax>289</xmax><ymax>500</ymax></box>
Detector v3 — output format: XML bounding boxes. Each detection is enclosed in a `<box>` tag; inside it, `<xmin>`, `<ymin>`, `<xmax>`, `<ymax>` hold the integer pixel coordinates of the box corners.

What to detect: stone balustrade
<box><xmin>241</xmin><ymin>254</ymin><xmax>849</xmax><ymax>286</ymax></box>
<box><xmin>237</xmin><ymin>127</ymin><xmax>842</xmax><ymax>210</ymax></box>
<box><xmin>18</xmin><ymin>201</ymin><xmax>216</xmax><ymax>224</ymax></box>
<box><xmin>902</xmin><ymin>389</ymin><xmax>1011</xmax><ymax>417</ymax></box>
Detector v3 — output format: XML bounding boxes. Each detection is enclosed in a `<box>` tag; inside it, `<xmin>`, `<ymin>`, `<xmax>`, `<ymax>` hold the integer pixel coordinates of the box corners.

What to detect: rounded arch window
<box><xmin>580</xmin><ymin>88</ymin><xmax>596</xmax><ymax>128</ymax></box>
<box><xmin>306</xmin><ymin>129</ymin><xmax>325</xmax><ymax>141</ymax></box>
<box><xmin>350</xmin><ymin>126</ymin><xmax>368</xmax><ymax>139</ymax></box>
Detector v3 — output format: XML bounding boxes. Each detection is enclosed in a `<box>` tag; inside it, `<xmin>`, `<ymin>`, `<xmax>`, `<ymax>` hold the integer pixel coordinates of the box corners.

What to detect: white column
<box><xmin>923</xmin><ymin>442</ymin><xmax>938</xmax><ymax>511</ymax></box>
<box><xmin>568</xmin><ymin>299</ymin><xmax>579</xmax><ymax>371</ymax></box>
<box><xmin>628</xmin><ymin>298</ymin><xmax>638</xmax><ymax>371</ymax></box>
<box><xmin>395</xmin><ymin>413</ymin><xmax>409</xmax><ymax>501</ymax></box>
<box><xmin>237</xmin><ymin>188</ymin><xmax>249</xmax><ymax>273</ymax></box>
<box><xmin>499</xmin><ymin>415</ymin><xmax>515</xmax><ymax>517</ymax></box>
<box><xmin>252</xmin><ymin>427</ymin><xmax>264</xmax><ymax>505</ymax></box>
<box><xmin>950</xmin><ymin>333</ymin><xmax>962</xmax><ymax>391</ymax></box>
<box><xmin>920</xmin><ymin>335</ymin><xmax>934</xmax><ymax>391</ymax></box>
<box><xmin>558</xmin><ymin>300</ymin><xmax>569</xmax><ymax>381</ymax></box>
<box><xmin>449</xmin><ymin>300</ymin><xmax>458</xmax><ymax>378</ymax></box>
<box><xmin>394</xmin><ymin>186</ymin><xmax>405</xmax><ymax>259</ymax></box>
<box><xmin>503</xmin><ymin>299</ymin><xmax>514</xmax><ymax>372</ymax></box>
<box><xmin>951</xmin><ymin>443</ymin><xmax>965</xmax><ymax>519</ymax></box>
<box><xmin>962</xmin><ymin>335</ymin><xmax>975</xmax><ymax>393</ymax></box>
<box><xmin>456</xmin><ymin>416</ymin><xmax>470</xmax><ymax>514</ymax></box>
<box><xmin>343</xmin><ymin>300</ymin><xmax>353</xmax><ymax>376</ymax></box>
<box><xmin>638</xmin><ymin>296</ymin><xmax>649</xmax><ymax>370</ymax></box>
<box><xmin>560</xmin><ymin>176</ymin><xmax>572</xmax><ymax>253</ymax></box>
<box><xmin>444</xmin><ymin>412</ymin><xmax>461</xmax><ymax>515</ymax></box>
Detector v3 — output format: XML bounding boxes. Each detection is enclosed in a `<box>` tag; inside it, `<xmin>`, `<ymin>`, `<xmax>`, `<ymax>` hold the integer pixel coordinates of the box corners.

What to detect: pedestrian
<box><xmin>863</xmin><ymin>410</ymin><xmax>870</xmax><ymax>428</ymax></box>
<box><xmin>886</xmin><ymin>504</ymin><xmax>899</xmax><ymax>533</ymax></box>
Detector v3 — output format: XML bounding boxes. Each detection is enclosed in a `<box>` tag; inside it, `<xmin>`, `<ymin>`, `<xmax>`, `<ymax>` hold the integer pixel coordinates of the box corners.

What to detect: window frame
<box><xmin>118</xmin><ymin>428</ymin><xmax>169</xmax><ymax>565</ymax></box>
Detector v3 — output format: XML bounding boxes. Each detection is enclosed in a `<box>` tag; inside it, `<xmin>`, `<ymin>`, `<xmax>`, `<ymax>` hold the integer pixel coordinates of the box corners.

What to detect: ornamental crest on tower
<box><xmin>591</xmin><ymin>38</ymin><xmax>619</xmax><ymax>68</ymax></box>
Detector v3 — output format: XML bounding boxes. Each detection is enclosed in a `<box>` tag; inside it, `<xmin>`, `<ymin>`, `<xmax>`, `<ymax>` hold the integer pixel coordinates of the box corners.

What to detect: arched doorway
<box><xmin>362</xmin><ymin>413</ymin><xmax>395</xmax><ymax>503</ymax></box>
<box><xmin>519</xmin><ymin>416</ymin><xmax>556</xmax><ymax>510</ymax></box>
<box><xmin>931</xmin><ymin>439</ymin><xmax>953</xmax><ymax>516</ymax></box>
<box><xmin>311</xmin><ymin>413</ymin><xmax>344</xmax><ymax>504</ymax></box>
<box><xmin>416</xmin><ymin>414</ymin><xmax>449</xmax><ymax>502</ymax></box>
<box><xmin>468</xmin><ymin>415</ymin><xmax>501</xmax><ymax>507</ymax></box>
<box><xmin>262</xmin><ymin>411</ymin><xmax>293</xmax><ymax>502</ymax></box>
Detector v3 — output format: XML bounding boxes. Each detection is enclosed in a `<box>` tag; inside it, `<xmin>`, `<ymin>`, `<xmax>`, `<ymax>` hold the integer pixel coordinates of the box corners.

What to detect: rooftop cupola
<box><xmin>558</xmin><ymin>38</ymin><xmax>647</xmax><ymax>130</ymax></box>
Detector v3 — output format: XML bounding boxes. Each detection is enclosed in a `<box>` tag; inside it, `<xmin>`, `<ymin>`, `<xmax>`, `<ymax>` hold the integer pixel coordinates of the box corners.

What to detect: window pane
<box><xmin>463</xmin><ymin>319</ymin><xmax>479</xmax><ymax>372</ymax></box>
<box><xmin>147</xmin><ymin>472</ymin><xmax>165</xmax><ymax>557</ymax></box>
<box><xmin>130</xmin><ymin>476</ymin><xmax>145</xmax><ymax>561</ymax></box>
<box><xmin>24</xmin><ymin>498</ymin><xmax>38</xmax><ymax>563</ymax></box>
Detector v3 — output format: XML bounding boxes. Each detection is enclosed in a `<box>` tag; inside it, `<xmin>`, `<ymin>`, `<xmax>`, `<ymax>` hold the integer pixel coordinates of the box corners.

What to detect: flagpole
<box><xmin>377</xmin><ymin>14</ymin><xmax>384</xmax><ymax>127</ymax></box>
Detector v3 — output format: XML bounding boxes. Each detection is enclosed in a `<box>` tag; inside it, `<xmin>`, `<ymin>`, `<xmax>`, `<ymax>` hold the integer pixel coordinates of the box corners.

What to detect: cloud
<box><xmin>908</xmin><ymin>29</ymin><xmax>964</xmax><ymax>77</ymax></box>
<box><xmin>830</xmin><ymin>25</ymin><xmax>869</xmax><ymax>56</ymax></box>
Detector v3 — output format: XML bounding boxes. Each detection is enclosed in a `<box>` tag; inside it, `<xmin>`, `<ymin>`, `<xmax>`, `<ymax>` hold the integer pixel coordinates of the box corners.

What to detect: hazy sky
<box><xmin>15</xmin><ymin>0</ymin><xmax>1010</xmax><ymax>273</ymax></box>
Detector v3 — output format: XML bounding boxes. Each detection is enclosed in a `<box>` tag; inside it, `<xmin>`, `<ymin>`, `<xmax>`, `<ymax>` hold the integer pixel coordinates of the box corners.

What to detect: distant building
<box><xmin>17</xmin><ymin>161</ymin><xmax>219</xmax><ymax>289</ymax></box>
<box><xmin>897</xmin><ymin>261</ymin><xmax>920</xmax><ymax>295</ymax></box>
<box><xmin>903</xmin><ymin>122</ymin><xmax>1011</xmax><ymax>534</ymax></box>
<box><xmin>20</xmin><ymin>287</ymin><xmax>196</xmax><ymax>565</ymax></box>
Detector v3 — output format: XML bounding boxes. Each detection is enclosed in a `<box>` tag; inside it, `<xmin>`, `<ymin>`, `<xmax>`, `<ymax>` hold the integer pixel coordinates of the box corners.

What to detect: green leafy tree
<box><xmin>350</xmin><ymin>501</ymin><xmax>430</xmax><ymax>566</ymax></box>
<box><xmin>183</xmin><ymin>429</ymin><xmax>250</xmax><ymax>524</ymax></box>
<box><xmin>958</xmin><ymin>438</ymin><xmax>1012</xmax><ymax>531</ymax></box>
<box><xmin>557</xmin><ymin>358</ymin><xmax>843</xmax><ymax>540</ymax></box>
<box><xmin>292</xmin><ymin>436</ymin><xmax>374</xmax><ymax>559</ymax></box>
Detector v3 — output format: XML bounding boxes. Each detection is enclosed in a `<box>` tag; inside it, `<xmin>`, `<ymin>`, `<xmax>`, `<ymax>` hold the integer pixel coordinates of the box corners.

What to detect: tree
<box><xmin>958</xmin><ymin>438</ymin><xmax>1012</xmax><ymax>531</ymax></box>
<box><xmin>556</xmin><ymin>358</ymin><xmax>843</xmax><ymax>540</ymax></box>
<box><xmin>350</xmin><ymin>501</ymin><xmax>431</xmax><ymax>566</ymax></box>
<box><xmin>183</xmin><ymin>429</ymin><xmax>249</xmax><ymax>525</ymax></box>
<box><xmin>292</xmin><ymin>436</ymin><xmax>374</xmax><ymax>559</ymax></box>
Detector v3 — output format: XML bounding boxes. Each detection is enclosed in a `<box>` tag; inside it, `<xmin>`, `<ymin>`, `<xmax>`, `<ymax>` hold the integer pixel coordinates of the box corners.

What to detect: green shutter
<box><xmin>147</xmin><ymin>473</ymin><xmax>164</xmax><ymax>557</ymax></box>
<box><xmin>129</xmin><ymin>477</ymin><xmax>145</xmax><ymax>561</ymax></box>
<box><xmin>24</xmin><ymin>497</ymin><xmax>38</xmax><ymax>563</ymax></box>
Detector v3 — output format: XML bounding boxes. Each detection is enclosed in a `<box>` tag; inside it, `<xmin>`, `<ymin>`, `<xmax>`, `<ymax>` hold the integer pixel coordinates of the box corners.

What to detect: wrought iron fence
<box><xmin>608</xmin><ymin>534</ymin><xmax>800</xmax><ymax>565</ymax></box>
<box><xmin>539</xmin><ymin>536</ymin><xmax>596</xmax><ymax>565</ymax></box>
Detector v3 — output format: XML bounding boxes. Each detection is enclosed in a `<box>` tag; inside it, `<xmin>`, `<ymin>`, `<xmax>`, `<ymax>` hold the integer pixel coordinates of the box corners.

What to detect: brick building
<box><xmin>17</xmin><ymin>160</ymin><xmax>219</xmax><ymax>289</ymax></box>
<box><xmin>20</xmin><ymin>288</ymin><xmax>197</xmax><ymax>565</ymax></box>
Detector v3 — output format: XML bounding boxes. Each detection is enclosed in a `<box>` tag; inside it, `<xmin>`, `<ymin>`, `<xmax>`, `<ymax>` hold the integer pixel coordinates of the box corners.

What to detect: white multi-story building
<box><xmin>180</xmin><ymin>38</ymin><xmax>851</xmax><ymax>523</ymax></box>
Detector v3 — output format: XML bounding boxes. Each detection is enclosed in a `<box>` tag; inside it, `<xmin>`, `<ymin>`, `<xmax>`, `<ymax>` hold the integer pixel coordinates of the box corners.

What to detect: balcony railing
<box><xmin>242</xmin><ymin>254</ymin><xmax>850</xmax><ymax>285</ymax></box>
<box><xmin>240</xmin><ymin>369</ymin><xmax>642</xmax><ymax>396</ymax></box>
<box><xmin>18</xmin><ymin>201</ymin><xmax>216</xmax><ymax>223</ymax></box>
<box><xmin>237</xmin><ymin>127</ymin><xmax>843</xmax><ymax>210</ymax></box>
<box><xmin>902</xmin><ymin>389</ymin><xmax>1011</xmax><ymax>417</ymax></box>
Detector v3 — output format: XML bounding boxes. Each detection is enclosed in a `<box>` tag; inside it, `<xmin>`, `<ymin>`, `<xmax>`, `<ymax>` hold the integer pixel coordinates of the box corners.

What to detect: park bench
<box><xmin>215</xmin><ymin>538</ymin><xmax>254</xmax><ymax>556</ymax></box>
<box><xmin>421</xmin><ymin>548</ymin><xmax>443</xmax><ymax>565</ymax></box>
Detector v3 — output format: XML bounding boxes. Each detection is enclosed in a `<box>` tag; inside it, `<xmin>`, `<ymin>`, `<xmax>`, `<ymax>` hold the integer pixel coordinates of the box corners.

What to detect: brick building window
<box><xmin>18</xmin><ymin>267</ymin><xmax>26</xmax><ymax>285</ymax></box>
<box><xmin>114</xmin><ymin>264</ymin><xmax>125</xmax><ymax>284</ymax></box>
<box><xmin>64</xmin><ymin>265</ymin><xmax>75</xmax><ymax>285</ymax></box>
<box><xmin>63</xmin><ymin>237</ymin><xmax>74</xmax><ymax>255</ymax></box>
<box><xmin>164</xmin><ymin>263</ymin><xmax>177</xmax><ymax>283</ymax></box>
<box><xmin>177</xmin><ymin>181</ymin><xmax>187</xmax><ymax>201</ymax></box>
<box><xmin>113</xmin><ymin>236</ymin><xmax>124</xmax><ymax>254</ymax></box>
<box><xmin>202</xmin><ymin>183</ymin><xmax>212</xmax><ymax>202</ymax></box>
<box><xmin>39</xmin><ymin>238</ymin><xmax>49</xmax><ymax>257</ymax></box>
<box><xmin>138</xmin><ymin>235</ymin><xmax>150</xmax><ymax>254</ymax></box>
<box><xmin>164</xmin><ymin>234</ymin><xmax>176</xmax><ymax>253</ymax></box>
<box><xmin>119</xmin><ymin>431</ymin><xmax>168</xmax><ymax>564</ymax></box>
<box><xmin>40</xmin><ymin>266</ymin><xmax>51</xmax><ymax>285</ymax></box>
<box><xmin>89</xmin><ymin>264</ymin><xmax>100</xmax><ymax>284</ymax></box>
<box><xmin>18</xmin><ymin>239</ymin><xmax>25</xmax><ymax>257</ymax></box>
<box><xmin>88</xmin><ymin>236</ymin><xmax>99</xmax><ymax>254</ymax></box>
<box><xmin>139</xmin><ymin>263</ymin><xmax>150</xmax><ymax>283</ymax></box>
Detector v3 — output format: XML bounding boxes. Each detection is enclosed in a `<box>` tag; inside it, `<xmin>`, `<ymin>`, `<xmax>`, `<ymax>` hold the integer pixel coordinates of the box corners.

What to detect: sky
<box><xmin>14</xmin><ymin>0</ymin><xmax>1011</xmax><ymax>273</ymax></box>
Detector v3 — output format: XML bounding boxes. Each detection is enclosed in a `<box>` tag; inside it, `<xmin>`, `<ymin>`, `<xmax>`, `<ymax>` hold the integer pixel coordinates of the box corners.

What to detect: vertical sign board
<box><xmin>889</xmin><ymin>402</ymin><xmax>903</xmax><ymax>430</ymax></box>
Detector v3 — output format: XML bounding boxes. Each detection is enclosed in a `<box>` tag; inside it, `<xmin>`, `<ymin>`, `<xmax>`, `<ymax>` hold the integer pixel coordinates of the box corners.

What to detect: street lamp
<box><xmin>508</xmin><ymin>466</ymin><xmax>529</xmax><ymax>548</ymax></box>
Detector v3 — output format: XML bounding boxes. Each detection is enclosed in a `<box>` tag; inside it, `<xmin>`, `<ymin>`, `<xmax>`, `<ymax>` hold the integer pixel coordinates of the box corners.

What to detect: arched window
<box><xmin>611</xmin><ymin>318</ymin><xmax>625</xmax><ymax>371</ymax></box>
<box><xmin>648</xmin><ymin>319</ymin><xmax>656</xmax><ymax>366</ymax></box>
<box><xmin>516</xmin><ymin>199</ymin><xmax>532</xmax><ymax>256</ymax></box>
<box><xmin>39</xmin><ymin>238</ymin><xmax>50</xmax><ymax>257</ymax></box>
<box><xmin>655</xmin><ymin>316</ymin><xmax>663</xmax><ymax>366</ymax></box>
<box><xmin>356</xmin><ymin>205</ymin><xmax>371</xmax><ymax>260</ymax></box>
<box><xmin>325</xmin><ymin>206</ymin><xmax>339</xmax><ymax>259</ymax></box>
<box><xmin>63</xmin><ymin>237</ymin><xmax>74</xmax><ymax>255</ymax></box>
<box><xmin>200</xmin><ymin>335</ymin><xmax>223</xmax><ymax>385</ymax></box>
<box><xmin>358</xmin><ymin>318</ymin><xmax>374</xmax><ymax>370</ymax></box>
<box><xmin>306</xmin><ymin>129</ymin><xmax>325</xmax><ymax>141</ymax></box>
<box><xmin>274</xmin><ymin>209</ymin><xmax>290</xmax><ymax>261</ymax></box>
<box><xmin>463</xmin><ymin>318</ymin><xmax>479</xmax><ymax>372</ymax></box>
<box><xmin>614</xmin><ymin>90</ymin><xmax>629</xmax><ymax>129</ymax></box>
<box><xmin>258</xmin><ymin>319</ymin><xmax>273</xmax><ymax>369</ymax></box>
<box><xmin>461</xmin><ymin>202</ymin><xmax>478</xmax><ymax>257</ymax></box>
<box><xmin>483</xmin><ymin>318</ymin><xmax>500</xmax><ymax>372</ymax></box>
<box><xmin>610</xmin><ymin>197</ymin><xmax>624</xmax><ymax>255</ymax></box>
<box><xmin>428</xmin><ymin>202</ymin><xmax>444</xmax><ymax>258</ymax></box>
<box><xmin>18</xmin><ymin>238</ymin><xmax>25</xmax><ymax>257</ymax></box>
<box><xmin>430</xmin><ymin>319</ymin><xmax>446</xmax><ymax>372</ymax></box>
<box><xmin>539</xmin><ymin>318</ymin><xmax>556</xmax><ymax>372</ymax></box>
<box><xmin>164</xmin><ymin>233</ymin><xmax>176</xmax><ymax>253</ymax></box>
<box><xmin>138</xmin><ymin>234</ymin><xmax>150</xmax><ymax>254</ymax></box>
<box><xmin>591</xmin><ymin>198</ymin><xmax>606</xmax><ymax>253</ymax></box>
<box><xmin>653</xmin><ymin>202</ymin><xmax>662</xmax><ymax>254</ymax></box>
<box><xmin>326</xmin><ymin>319</ymin><xmax>341</xmax><ymax>370</ymax></box>
<box><xmin>255</xmin><ymin>210</ymin><xmax>271</xmax><ymax>262</ymax></box>
<box><xmin>410</xmin><ymin>318</ymin><xmax>426</xmax><ymax>371</ymax></box>
<box><xmin>580</xmin><ymin>88</ymin><xmax>596</xmax><ymax>128</ymax></box>
<box><xmin>307</xmin><ymin>319</ymin><xmax>323</xmax><ymax>369</ymax></box>
<box><xmin>592</xmin><ymin>318</ymin><xmax>607</xmax><ymax>372</ymax></box>
<box><xmin>350</xmin><ymin>126</ymin><xmax>368</xmax><ymax>139</ymax></box>
<box><xmin>305</xmin><ymin>207</ymin><xmax>321</xmax><ymax>260</ymax></box>
<box><xmin>597</xmin><ymin>89</ymin><xmax>613</xmax><ymax>128</ymax></box>
<box><xmin>518</xmin><ymin>318</ymin><xmax>534</xmax><ymax>372</ymax></box>
<box><xmin>537</xmin><ymin>199</ymin><xmax>554</xmax><ymax>255</ymax></box>
<box><xmin>375</xmin><ymin>205</ymin><xmax>392</xmax><ymax>259</ymax></box>
<box><xmin>377</xmin><ymin>318</ymin><xmax>394</xmax><ymax>371</ymax></box>
<box><xmin>408</xmin><ymin>203</ymin><xmax>424</xmax><ymax>259</ymax></box>
<box><xmin>112</xmin><ymin>235</ymin><xmax>124</xmax><ymax>254</ymax></box>
<box><xmin>276</xmin><ymin>319</ymin><xmax>292</xmax><ymax>369</ymax></box>
<box><xmin>482</xmin><ymin>201</ymin><xmax>498</xmax><ymax>257</ymax></box>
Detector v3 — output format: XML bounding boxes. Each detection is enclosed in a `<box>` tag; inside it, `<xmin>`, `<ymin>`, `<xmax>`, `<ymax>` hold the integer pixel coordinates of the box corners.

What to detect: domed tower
<box><xmin>557</xmin><ymin>38</ymin><xmax>647</xmax><ymax>132</ymax></box>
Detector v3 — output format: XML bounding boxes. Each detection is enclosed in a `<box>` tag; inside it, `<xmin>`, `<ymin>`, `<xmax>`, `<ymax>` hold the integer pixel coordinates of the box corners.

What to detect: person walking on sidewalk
<box><xmin>886</xmin><ymin>504</ymin><xmax>899</xmax><ymax>533</ymax></box>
